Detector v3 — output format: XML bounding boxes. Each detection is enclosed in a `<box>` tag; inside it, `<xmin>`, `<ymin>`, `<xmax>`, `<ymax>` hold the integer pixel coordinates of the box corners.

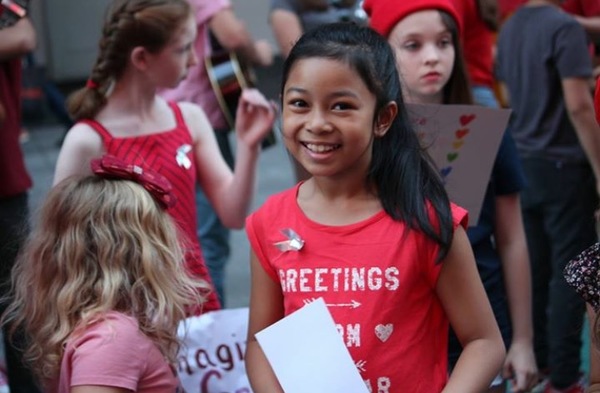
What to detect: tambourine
<box><xmin>0</xmin><ymin>0</ymin><xmax>29</xmax><ymax>29</ymax></box>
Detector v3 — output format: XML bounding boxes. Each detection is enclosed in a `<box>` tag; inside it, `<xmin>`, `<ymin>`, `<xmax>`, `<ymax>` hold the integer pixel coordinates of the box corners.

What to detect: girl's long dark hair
<box><xmin>439</xmin><ymin>12</ymin><xmax>473</xmax><ymax>105</ymax></box>
<box><xmin>281</xmin><ymin>23</ymin><xmax>454</xmax><ymax>261</ymax></box>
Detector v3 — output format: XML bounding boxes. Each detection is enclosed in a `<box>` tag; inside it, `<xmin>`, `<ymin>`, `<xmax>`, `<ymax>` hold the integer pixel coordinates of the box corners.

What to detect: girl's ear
<box><xmin>374</xmin><ymin>101</ymin><xmax>398</xmax><ymax>137</ymax></box>
<box><xmin>130</xmin><ymin>46</ymin><xmax>150</xmax><ymax>71</ymax></box>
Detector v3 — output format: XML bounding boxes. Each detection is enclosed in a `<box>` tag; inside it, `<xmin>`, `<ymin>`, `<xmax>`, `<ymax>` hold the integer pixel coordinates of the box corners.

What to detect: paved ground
<box><xmin>21</xmin><ymin>59</ymin><xmax>293</xmax><ymax>309</ymax></box>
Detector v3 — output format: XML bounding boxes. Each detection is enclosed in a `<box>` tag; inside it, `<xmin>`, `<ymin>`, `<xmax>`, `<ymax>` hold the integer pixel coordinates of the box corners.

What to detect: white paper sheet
<box><xmin>255</xmin><ymin>298</ymin><xmax>369</xmax><ymax>393</ymax></box>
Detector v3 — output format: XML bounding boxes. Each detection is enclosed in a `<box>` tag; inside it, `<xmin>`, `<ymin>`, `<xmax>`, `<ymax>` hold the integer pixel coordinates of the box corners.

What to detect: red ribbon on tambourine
<box><xmin>91</xmin><ymin>155</ymin><xmax>176</xmax><ymax>209</ymax></box>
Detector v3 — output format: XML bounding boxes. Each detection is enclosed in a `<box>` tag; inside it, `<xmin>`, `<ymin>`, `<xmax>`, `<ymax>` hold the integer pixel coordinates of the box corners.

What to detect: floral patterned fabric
<box><xmin>564</xmin><ymin>242</ymin><xmax>600</xmax><ymax>311</ymax></box>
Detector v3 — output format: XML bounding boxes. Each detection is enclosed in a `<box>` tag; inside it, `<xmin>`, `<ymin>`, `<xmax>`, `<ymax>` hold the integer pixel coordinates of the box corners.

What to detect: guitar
<box><xmin>205</xmin><ymin>46</ymin><xmax>277</xmax><ymax>149</ymax></box>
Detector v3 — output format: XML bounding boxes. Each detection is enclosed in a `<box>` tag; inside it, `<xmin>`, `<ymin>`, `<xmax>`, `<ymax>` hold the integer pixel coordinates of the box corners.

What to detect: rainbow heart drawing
<box><xmin>440</xmin><ymin>113</ymin><xmax>477</xmax><ymax>182</ymax></box>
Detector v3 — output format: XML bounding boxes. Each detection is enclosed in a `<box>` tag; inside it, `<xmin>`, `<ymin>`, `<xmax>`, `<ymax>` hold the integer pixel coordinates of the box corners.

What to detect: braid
<box><xmin>90</xmin><ymin>1</ymin><xmax>134</xmax><ymax>88</ymax></box>
<box><xmin>67</xmin><ymin>0</ymin><xmax>190</xmax><ymax>121</ymax></box>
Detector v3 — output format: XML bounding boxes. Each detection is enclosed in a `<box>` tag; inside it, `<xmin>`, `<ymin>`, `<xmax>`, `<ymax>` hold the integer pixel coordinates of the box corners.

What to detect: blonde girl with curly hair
<box><xmin>2</xmin><ymin>156</ymin><xmax>208</xmax><ymax>393</ymax></box>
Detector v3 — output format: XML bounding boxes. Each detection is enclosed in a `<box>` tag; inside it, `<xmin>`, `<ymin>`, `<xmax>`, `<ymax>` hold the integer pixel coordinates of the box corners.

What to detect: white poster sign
<box><xmin>406</xmin><ymin>104</ymin><xmax>511</xmax><ymax>224</ymax></box>
<box><xmin>177</xmin><ymin>308</ymin><xmax>252</xmax><ymax>393</ymax></box>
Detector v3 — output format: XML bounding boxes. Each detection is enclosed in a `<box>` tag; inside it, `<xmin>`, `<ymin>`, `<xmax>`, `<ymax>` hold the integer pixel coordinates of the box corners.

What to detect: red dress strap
<box><xmin>168</xmin><ymin>101</ymin><xmax>186</xmax><ymax>129</ymax></box>
<box><xmin>78</xmin><ymin>118</ymin><xmax>113</xmax><ymax>143</ymax></box>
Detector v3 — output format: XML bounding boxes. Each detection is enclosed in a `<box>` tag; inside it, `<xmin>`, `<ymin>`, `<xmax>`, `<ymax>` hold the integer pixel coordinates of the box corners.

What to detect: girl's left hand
<box><xmin>235</xmin><ymin>88</ymin><xmax>276</xmax><ymax>149</ymax></box>
<box><xmin>502</xmin><ymin>340</ymin><xmax>538</xmax><ymax>392</ymax></box>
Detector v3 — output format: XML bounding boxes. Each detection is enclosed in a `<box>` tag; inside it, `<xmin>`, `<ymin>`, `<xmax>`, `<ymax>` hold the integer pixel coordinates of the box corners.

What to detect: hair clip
<box><xmin>86</xmin><ymin>79</ymin><xmax>98</xmax><ymax>89</ymax></box>
<box><xmin>564</xmin><ymin>242</ymin><xmax>600</xmax><ymax>312</ymax></box>
<box><xmin>91</xmin><ymin>155</ymin><xmax>176</xmax><ymax>209</ymax></box>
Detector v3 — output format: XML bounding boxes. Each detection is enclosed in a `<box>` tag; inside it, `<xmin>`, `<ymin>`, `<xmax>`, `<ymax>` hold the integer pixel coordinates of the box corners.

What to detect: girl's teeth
<box><xmin>306</xmin><ymin>143</ymin><xmax>337</xmax><ymax>153</ymax></box>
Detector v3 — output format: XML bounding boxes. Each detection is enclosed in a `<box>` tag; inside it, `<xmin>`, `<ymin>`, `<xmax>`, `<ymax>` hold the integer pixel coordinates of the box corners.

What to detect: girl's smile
<box><xmin>302</xmin><ymin>142</ymin><xmax>342</xmax><ymax>155</ymax></box>
<box><xmin>282</xmin><ymin>57</ymin><xmax>379</xmax><ymax>178</ymax></box>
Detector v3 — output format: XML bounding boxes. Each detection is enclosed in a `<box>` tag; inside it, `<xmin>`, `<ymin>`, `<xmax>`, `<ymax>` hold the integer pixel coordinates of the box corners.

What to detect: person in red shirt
<box><xmin>0</xmin><ymin>8</ymin><xmax>41</xmax><ymax>393</ymax></box>
<box><xmin>452</xmin><ymin>0</ymin><xmax>500</xmax><ymax>107</ymax></box>
<box><xmin>562</xmin><ymin>0</ymin><xmax>600</xmax><ymax>36</ymax></box>
<box><xmin>245</xmin><ymin>22</ymin><xmax>505</xmax><ymax>392</ymax></box>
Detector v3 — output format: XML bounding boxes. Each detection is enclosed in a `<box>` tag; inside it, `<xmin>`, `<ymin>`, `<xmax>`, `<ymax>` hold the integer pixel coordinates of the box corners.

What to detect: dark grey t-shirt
<box><xmin>496</xmin><ymin>5</ymin><xmax>592</xmax><ymax>162</ymax></box>
<box><xmin>269</xmin><ymin>0</ymin><xmax>363</xmax><ymax>33</ymax></box>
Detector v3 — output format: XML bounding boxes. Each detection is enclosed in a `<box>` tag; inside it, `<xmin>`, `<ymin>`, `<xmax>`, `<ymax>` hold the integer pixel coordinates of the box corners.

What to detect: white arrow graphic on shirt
<box><xmin>303</xmin><ymin>298</ymin><xmax>361</xmax><ymax>309</ymax></box>
<box><xmin>355</xmin><ymin>360</ymin><xmax>367</xmax><ymax>373</ymax></box>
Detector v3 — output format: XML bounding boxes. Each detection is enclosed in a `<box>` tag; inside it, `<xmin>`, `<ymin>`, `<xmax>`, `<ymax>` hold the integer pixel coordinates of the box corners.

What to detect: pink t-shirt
<box><xmin>160</xmin><ymin>0</ymin><xmax>230</xmax><ymax>130</ymax></box>
<box><xmin>54</xmin><ymin>312</ymin><xmax>179</xmax><ymax>393</ymax></box>
<box><xmin>246</xmin><ymin>184</ymin><xmax>468</xmax><ymax>392</ymax></box>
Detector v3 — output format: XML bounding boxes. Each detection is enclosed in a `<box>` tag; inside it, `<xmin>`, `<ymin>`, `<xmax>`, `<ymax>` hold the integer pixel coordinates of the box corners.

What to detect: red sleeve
<box><xmin>561</xmin><ymin>0</ymin><xmax>583</xmax><ymax>15</ymax></box>
<box><xmin>246</xmin><ymin>210</ymin><xmax>280</xmax><ymax>283</ymax></box>
<box><xmin>422</xmin><ymin>203</ymin><xmax>469</xmax><ymax>286</ymax></box>
<box><xmin>451</xmin><ymin>203</ymin><xmax>469</xmax><ymax>230</ymax></box>
<box><xmin>562</xmin><ymin>0</ymin><xmax>600</xmax><ymax>16</ymax></box>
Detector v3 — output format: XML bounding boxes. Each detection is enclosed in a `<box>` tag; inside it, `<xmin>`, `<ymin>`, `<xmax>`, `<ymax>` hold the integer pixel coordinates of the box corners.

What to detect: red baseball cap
<box><xmin>364</xmin><ymin>0</ymin><xmax>463</xmax><ymax>38</ymax></box>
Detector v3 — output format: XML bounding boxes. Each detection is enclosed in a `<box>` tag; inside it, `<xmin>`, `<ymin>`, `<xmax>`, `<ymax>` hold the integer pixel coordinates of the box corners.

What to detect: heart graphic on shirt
<box><xmin>375</xmin><ymin>324</ymin><xmax>393</xmax><ymax>342</ymax></box>
<box><xmin>455</xmin><ymin>128</ymin><xmax>469</xmax><ymax>139</ymax></box>
<box><xmin>447</xmin><ymin>152</ymin><xmax>459</xmax><ymax>162</ymax></box>
<box><xmin>459</xmin><ymin>114</ymin><xmax>476</xmax><ymax>126</ymax></box>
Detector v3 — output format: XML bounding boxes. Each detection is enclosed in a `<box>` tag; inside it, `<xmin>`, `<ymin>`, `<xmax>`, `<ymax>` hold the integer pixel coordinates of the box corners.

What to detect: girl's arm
<box><xmin>53</xmin><ymin>124</ymin><xmax>104</xmax><ymax>185</ymax></box>
<box><xmin>269</xmin><ymin>8</ymin><xmax>303</xmax><ymax>59</ymax></box>
<box><xmin>246</xmin><ymin>251</ymin><xmax>285</xmax><ymax>393</ymax></box>
<box><xmin>494</xmin><ymin>193</ymin><xmax>538</xmax><ymax>392</ymax></box>
<box><xmin>0</xmin><ymin>17</ymin><xmax>36</xmax><ymax>60</ymax></box>
<box><xmin>184</xmin><ymin>90</ymin><xmax>274</xmax><ymax>228</ymax></box>
<box><xmin>209</xmin><ymin>8</ymin><xmax>273</xmax><ymax>67</ymax></box>
<box><xmin>437</xmin><ymin>225</ymin><xmax>506</xmax><ymax>393</ymax></box>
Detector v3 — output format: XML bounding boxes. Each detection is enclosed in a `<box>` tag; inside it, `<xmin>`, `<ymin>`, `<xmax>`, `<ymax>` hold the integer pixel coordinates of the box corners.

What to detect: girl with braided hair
<box><xmin>54</xmin><ymin>0</ymin><xmax>275</xmax><ymax>314</ymax></box>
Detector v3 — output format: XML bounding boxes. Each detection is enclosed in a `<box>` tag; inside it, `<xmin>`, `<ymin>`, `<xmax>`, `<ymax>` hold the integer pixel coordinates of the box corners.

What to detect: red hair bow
<box><xmin>90</xmin><ymin>155</ymin><xmax>176</xmax><ymax>209</ymax></box>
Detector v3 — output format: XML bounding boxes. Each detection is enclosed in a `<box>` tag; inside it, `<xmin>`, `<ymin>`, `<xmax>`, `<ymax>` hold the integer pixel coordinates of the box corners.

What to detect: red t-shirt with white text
<box><xmin>246</xmin><ymin>184</ymin><xmax>468</xmax><ymax>392</ymax></box>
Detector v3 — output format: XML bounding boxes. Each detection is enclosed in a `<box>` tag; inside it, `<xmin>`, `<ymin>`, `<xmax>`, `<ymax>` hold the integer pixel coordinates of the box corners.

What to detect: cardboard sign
<box><xmin>406</xmin><ymin>104</ymin><xmax>511</xmax><ymax>224</ymax></box>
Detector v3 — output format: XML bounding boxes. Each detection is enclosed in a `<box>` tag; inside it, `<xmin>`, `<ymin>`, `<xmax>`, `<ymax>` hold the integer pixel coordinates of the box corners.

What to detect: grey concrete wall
<box><xmin>36</xmin><ymin>0</ymin><xmax>275</xmax><ymax>82</ymax></box>
<box><xmin>231</xmin><ymin>0</ymin><xmax>276</xmax><ymax>47</ymax></box>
